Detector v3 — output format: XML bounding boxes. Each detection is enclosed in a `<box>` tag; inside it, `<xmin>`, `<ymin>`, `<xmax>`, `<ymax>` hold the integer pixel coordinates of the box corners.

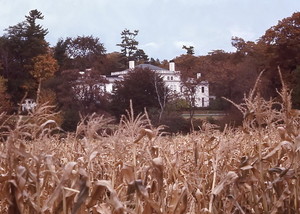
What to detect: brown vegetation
<box><xmin>0</xmin><ymin>71</ymin><xmax>300</xmax><ymax>213</ymax></box>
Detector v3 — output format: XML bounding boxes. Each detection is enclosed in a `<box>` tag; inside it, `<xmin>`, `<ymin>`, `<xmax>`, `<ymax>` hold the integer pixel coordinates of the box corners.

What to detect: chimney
<box><xmin>169</xmin><ymin>62</ymin><xmax>175</xmax><ymax>72</ymax></box>
<box><xmin>129</xmin><ymin>61</ymin><xmax>135</xmax><ymax>69</ymax></box>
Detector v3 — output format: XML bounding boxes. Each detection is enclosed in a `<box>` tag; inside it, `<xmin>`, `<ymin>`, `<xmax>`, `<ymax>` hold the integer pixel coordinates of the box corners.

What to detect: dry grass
<box><xmin>1</xmin><ymin>71</ymin><xmax>300</xmax><ymax>213</ymax></box>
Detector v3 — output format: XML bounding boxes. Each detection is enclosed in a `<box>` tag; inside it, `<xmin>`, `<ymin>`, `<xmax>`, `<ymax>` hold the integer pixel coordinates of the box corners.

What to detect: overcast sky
<box><xmin>1</xmin><ymin>0</ymin><xmax>299</xmax><ymax>60</ymax></box>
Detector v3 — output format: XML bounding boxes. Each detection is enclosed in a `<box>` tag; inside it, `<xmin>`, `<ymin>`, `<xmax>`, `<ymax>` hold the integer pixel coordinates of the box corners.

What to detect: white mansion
<box><xmin>21</xmin><ymin>61</ymin><xmax>211</xmax><ymax>112</ymax></box>
<box><xmin>101</xmin><ymin>61</ymin><xmax>210</xmax><ymax>107</ymax></box>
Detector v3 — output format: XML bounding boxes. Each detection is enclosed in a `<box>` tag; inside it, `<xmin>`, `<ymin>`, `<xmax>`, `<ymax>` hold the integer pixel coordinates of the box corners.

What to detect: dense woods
<box><xmin>0</xmin><ymin>9</ymin><xmax>300</xmax><ymax>131</ymax></box>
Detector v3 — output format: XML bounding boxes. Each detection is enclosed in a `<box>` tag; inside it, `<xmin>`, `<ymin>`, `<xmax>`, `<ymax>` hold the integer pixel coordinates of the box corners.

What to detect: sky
<box><xmin>0</xmin><ymin>0</ymin><xmax>300</xmax><ymax>60</ymax></box>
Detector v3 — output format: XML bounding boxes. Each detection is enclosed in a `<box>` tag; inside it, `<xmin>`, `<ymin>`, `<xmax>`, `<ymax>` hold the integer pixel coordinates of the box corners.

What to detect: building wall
<box><xmin>81</xmin><ymin>62</ymin><xmax>211</xmax><ymax>107</ymax></box>
<box><xmin>194</xmin><ymin>83</ymin><xmax>210</xmax><ymax>107</ymax></box>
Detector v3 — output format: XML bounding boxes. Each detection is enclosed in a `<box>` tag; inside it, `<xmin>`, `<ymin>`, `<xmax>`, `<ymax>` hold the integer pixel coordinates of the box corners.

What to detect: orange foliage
<box><xmin>30</xmin><ymin>54</ymin><xmax>59</xmax><ymax>81</ymax></box>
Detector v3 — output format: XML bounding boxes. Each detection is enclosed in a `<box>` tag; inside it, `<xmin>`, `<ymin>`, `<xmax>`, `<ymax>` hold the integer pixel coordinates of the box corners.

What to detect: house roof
<box><xmin>134</xmin><ymin>64</ymin><xmax>164</xmax><ymax>71</ymax></box>
<box><xmin>111</xmin><ymin>63</ymin><xmax>171</xmax><ymax>77</ymax></box>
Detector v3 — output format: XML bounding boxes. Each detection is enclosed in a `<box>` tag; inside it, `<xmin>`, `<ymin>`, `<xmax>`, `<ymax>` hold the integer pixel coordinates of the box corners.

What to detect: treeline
<box><xmin>0</xmin><ymin>9</ymin><xmax>300</xmax><ymax>132</ymax></box>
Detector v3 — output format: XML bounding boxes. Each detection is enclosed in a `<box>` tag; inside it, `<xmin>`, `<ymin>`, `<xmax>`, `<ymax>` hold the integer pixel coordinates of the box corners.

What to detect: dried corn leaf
<box><xmin>152</xmin><ymin>157</ymin><xmax>164</xmax><ymax>192</ymax></box>
<box><xmin>89</xmin><ymin>151</ymin><xmax>98</xmax><ymax>162</ymax></box>
<box><xmin>86</xmin><ymin>183</ymin><xmax>106</xmax><ymax>208</ymax></box>
<box><xmin>277</xmin><ymin>127</ymin><xmax>288</xmax><ymax>140</ymax></box>
<box><xmin>150</xmin><ymin>146</ymin><xmax>159</xmax><ymax>158</ymax></box>
<box><xmin>200</xmin><ymin>208</ymin><xmax>211</xmax><ymax>213</ymax></box>
<box><xmin>87</xmin><ymin>180</ymin><xmax>124</xmax><ymax>213</ymax></box>
<box><xmin>45</xmin><ymin>155</ymin><xmax>59</xmax><ymax>183</ymax></box>
<box><xmin>270</xmin><ymin>186</ymin><xmax>290</xmax><ymax>214</ymax></box>
<box><xmin>262</xmin><ymin>141</ymin><xmax>292</xmax><ymax>161</ymax></box>
<box><xmin>16</xmin><ymin>166</ymin><xmax>26</xmax><ymax>192</ymax></box>
<box><xmin>0</xmin><ymin>173</ymin><xmax>9</xmax><ymax>183</ymax></box>
<box><xmin>134</xmin><ymin>179</ymin><xmax>149</xmax><ymax>198</ymax></box>
<box><xmin>173</xmin><ymin>187</ymin><xmax>188</xmax><ymax>214</ymax></box>
<box><xmin>40</xmin><ymin>119</ymin><xmax>56</xmax><ymax>129</ymax></box>
<box><xmin>133</xmin><ymin>128</ymin><xmax>154</xmax><ymax>144</ymax></box>
<box><xmin>212</xmin><ymin>171</ymin><xmax>238</xmax><ymax>196</ymax></box>
<box><xmin>240</xmin><ymin>165</ymin><xmax>253</xmax><ymax>171</ymax></box>
<box><xmin>121</xmin><ymin>165</ymin><xmax>135</xmax><ymax>184</ymax></box>
<box><xmin>194</xmin><ymin>188</ymin><xmax>204</xmax><ymax>203</ymax></box>
<box><xmin>71</xmin><ymin>175</ymin><xmax>89</xmax><ymax>214</ymax></box>
<box><xmin>143</xmin><ymin>128</ymin><xmax>155</xmax><ymax>140</ymax></box>
<box><xmin>0</xmin><ymin>152</ymin><xmax>6</xmax><ymax>158</ymax></box>
<box><xmin>42</xmin><ymin>162</ymin><xmax>77</xmax><ymax>212</ymax></box>
<box><xmin>295</xmin><ymin>135</ymin><xmax>300</xmax><ymax>152</ymax></box>
<box><xmin>7</xmin><ymin>181</ymin><xmax>21</xmax><ymax>214</ymax></box>
<box><xmin>268</xmin><ymin>167</ymin><xmax>286</xmax><ymax>174</ymax></box>
<box><xmin>168</xmin><ymin>183</ymin><xmax>181</xmax><ymax>211</ymax></box>
<box><xmin>9</xmin><ymin>142</ymin><xmax>33</xmax><ymax>159</ymax></box>
<box><xmin>130</xmin><ymin>180</ymin><xmax>161</xmax><ymax>214</ymax></box>
<box><xmin>95</xmin><ymin>203</ymin><xmax>112</xmax><ymax>214</ymax></box>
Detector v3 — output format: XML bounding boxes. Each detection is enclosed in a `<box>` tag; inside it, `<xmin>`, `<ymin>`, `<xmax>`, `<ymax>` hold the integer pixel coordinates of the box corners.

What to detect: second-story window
<box><xmin>201</xmin><ymin>86</ymin><xmax>205</xmax><ymax>93</ymax></box>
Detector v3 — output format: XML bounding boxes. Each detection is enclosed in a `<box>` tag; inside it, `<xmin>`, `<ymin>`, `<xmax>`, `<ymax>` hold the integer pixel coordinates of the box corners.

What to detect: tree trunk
<box><xmin>189</xmin><ymin>107</ymin><xmax>195</xmax><ymax>131</ymax></box>
<box><xmin>36</xmin><ymin>78</ymin><xmax>42</xmax><ymax>105</ymax></box>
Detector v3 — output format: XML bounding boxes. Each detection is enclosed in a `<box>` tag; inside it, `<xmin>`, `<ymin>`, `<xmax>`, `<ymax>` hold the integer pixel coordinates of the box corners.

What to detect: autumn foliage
<box><xmin>30</xmin><ymin>54</ymin><xmax>59</xmax><ymax>81</ymax></box>
<box><xmin>0</xmin><ymin>76</ymin><xmax>11</xmax><ymax>113</ymax></box>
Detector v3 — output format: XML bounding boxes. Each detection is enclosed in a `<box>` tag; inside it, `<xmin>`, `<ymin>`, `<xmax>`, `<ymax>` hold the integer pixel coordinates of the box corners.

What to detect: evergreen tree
<box><xmin>23</xmin><ymin>9</ymin><xmax>49</xmax><ymax>61</ymax></box>
<box><xmin>182</xmin><ymin>45</ymin><xmax>195</xmax><ymax>55</ymax></box>
<box><xmin>116</xmin><ymin>29</ymin><xmax>139</xmax><ymax>66</ymax></box>
<box><xmin>0</xmin><ymin>9</ymin><xmax>49</xmax><ymax>103</ymax></box>
<box><xmin>134</xmin><ymin>49</ymin><xmax>149</xmax><ymax>63</ymax></box>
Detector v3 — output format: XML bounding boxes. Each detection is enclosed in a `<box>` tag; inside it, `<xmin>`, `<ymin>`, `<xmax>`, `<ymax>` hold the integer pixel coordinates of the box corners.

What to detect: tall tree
<box><xmin>258</xmin><ymin>12</ymin><xmax>300</xmax><ymax>72</ymax></box>
<box><xmin>0</xmin><ymin>9</ymin><xmax>49</xmax><ymax>103</ymax></box>
<box><xmin>182</xmin><ymin>45</ymin><xmax>195</xmax><ymax>55</ymax></box>
<box><xmin>44</xmin><ymin>69</ymin><xmax>80</xmax><ymax>131</ymax></box>
<box><xmin>54</xmin><ymin>36</ymin><xmax>106</xmax><ymax>71</ymax></box>
<box><xmin>0</xmin><ymin>76</ymin><xmax>11</xmax><ymax>113</ymax></box>
<box><xmin>134</xmin><ymin>49</ymin><xmax>149</xmax><ymax>63</ymax></box>
<box><xmin>110</xmin><ymin>67</ymin><xmax>166</xmax><ymax>120</ymax></box>
<box><xmin>175</xmin><ymin>55</ymin><xmax>203</xmax><ymax>129</ymax></box>
<box><xmin>23</xmin><ymin>9</ymin><xmax>49</xmax><ymax>61</ymax></box>
<box><xmin>116</xmin><ymin>29</ymin><xmax>139</xmax><ymax>66</ymax></box>
<box><xmin>291</xmin><ymin>66</ymin><xmax>300</xmax><ymax>109</ymax></box>
<box><xmin>104</xmin><ymin>52</ymin><xmax>125</xmax><ymax>73</ymax></box>
<box><xmin>0</xmin><ymin>37</ymin><xmax>11</xmax><ymax>78</ymax></box>
<box><xmin>257</xmin><ymin>12</ymin><xmax>300</xmax><ymax>102</ymax></box>
<box><xmin>53</xmin><ymin>38</ymin><xmax>68</xmax><ymax>69</ymax></box>
<box><xmin>30</xmin><ymin>54</ymin><xmax>58</xmax><ymax>104</ymax></box>
<box><xmin>4</xmin><ymin>9</ymin><xmax>48</xmax><ymax>68</ymax></box>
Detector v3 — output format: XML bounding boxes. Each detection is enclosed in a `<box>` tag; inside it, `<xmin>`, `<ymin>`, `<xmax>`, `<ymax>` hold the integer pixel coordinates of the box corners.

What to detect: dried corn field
<box><xmin>1</xmin><ymin>73</ymin><xmax>300</xmax><ymax>214</ymax></box>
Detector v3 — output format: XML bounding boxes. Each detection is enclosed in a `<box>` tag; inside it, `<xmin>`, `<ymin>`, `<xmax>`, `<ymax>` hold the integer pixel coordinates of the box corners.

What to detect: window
<box><xmin>202</xmin><ymin>98</ymin><xmax>205</xmax><ymax>107</ymax></box>
<box><xmin>201</xmin><ymin>86</ymin><xmax>205</xmax><ymax>93</ymax></box>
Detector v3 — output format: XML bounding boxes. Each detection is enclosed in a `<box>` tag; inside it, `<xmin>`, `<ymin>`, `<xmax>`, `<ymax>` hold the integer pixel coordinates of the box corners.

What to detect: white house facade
<box><xmin>103</xmin><ymin>61</ymin><xmax>210</xmax><ymax>107</ymax></box>
<box><xmin>21</xmin><ymin>99</ymin><xmax>37</xmax><ymax>112</ymax></box>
